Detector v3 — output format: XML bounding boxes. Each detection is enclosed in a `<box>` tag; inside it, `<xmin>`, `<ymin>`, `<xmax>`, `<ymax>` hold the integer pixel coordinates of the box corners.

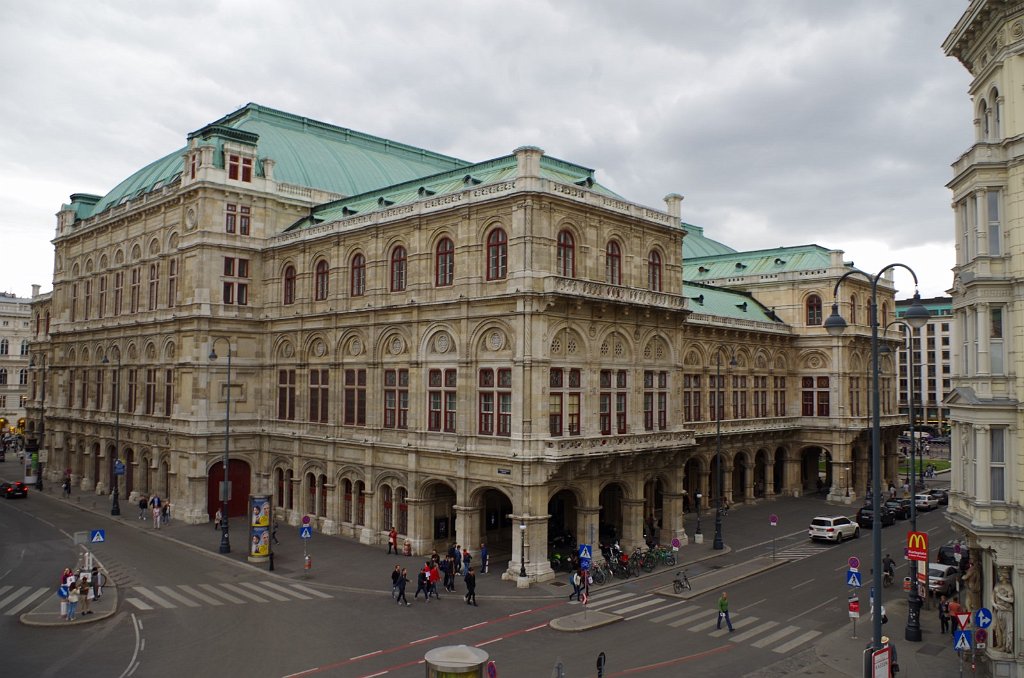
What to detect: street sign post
<box><xmin>578</xmin><ymin>544</ymin><xmax>592</xmax><ymax>571</ymax></box>
<box><xmin>596</xmin><ymin>652</ymin><xmax>606</xmax><ymax>678</ymax></box>
<box><xmin>974</xmin><ymin>607</ymin><xmax>993</xmax><ymax>630</ymax></box>
<box><xmin>976</xmin><ymin>628</ymin><xmax>988</xmax><ymax>650</ymax></box>
<box><xmin>769</xmin><ymin>514</ymin><xmax>778</xmax><ymax>559</ymax></box>
<box><xmin>906</xmin><ymin>531</ymin><xmax>928</xmax><ymax>562</ymax></box>
<box><xmin>849</xmin><ymin>556</ymin><xmax>861</xmax><ymax>569</ymax></box>
<box><xmin>954</xmin><ymin>629</ymin><xmax>973</xmax><ymax>652</ymax></box>
<box><xmin>955</xmin><ymin>613</ymin><xmax>971</xmax><ymax>630</ymax></box>
<box><xmin>847</xmin><ymin>569</ymin><xmax>862</xmax><ymax>587</ymax></box>
<box><xmin>90</xmin><ymin>529</ymin><xmax>106</xmax><ymax>543</ymax></box>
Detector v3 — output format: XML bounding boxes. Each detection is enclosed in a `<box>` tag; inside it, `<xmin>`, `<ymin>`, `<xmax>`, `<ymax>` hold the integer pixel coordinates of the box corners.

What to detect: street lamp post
<box><xmin>695</xmin><ymin>492</ymin><xmax>703</xmax><ymax>537</ymax></box>
<box><xmin>101</xmin><ymin>353</ymin><xmax>121</xmax><ymax>516</ymax></box>
<box><xmin>29</xmin><ymin>355</ymin><xmax>46</xmax><ymax>490</ymax></box>
<box><xmin>713</xmin><ymin>348</ymin><xmax>736</xmax><ymax>550</ymax></box>
<box><xmin>824</xmin><ymin>266</ymin><xmax>930</xmax><ymax>652</ymax></box>
<box><xmin>883</xmin><ymin>319</ymin><xmax>923</xmax><ymax>641</ymax></box>
<box><xmin>519</xmin><ymin>519</ymin><xmax>527</xmax><ymax>578</ymax></box>
<box><xmin>209</xmin><ymin>339</ymin><xmax>232</xmax><ymax>554</ymax></box>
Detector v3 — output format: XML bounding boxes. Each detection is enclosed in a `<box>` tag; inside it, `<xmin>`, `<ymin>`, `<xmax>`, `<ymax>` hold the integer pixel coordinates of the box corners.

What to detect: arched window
<box><xmin>282</xmin><ymin>265</ymin><xmax>296</xmax><ymax>305</ymax></box>
<box><xmin>0</xmin><ymin>369</ymin><xmax>7</xmax><ymax>385</ymax></box>
<box><xmin>647</xmin><ymin>250</ymin><xmax>662</xmax><ymax>291</ymax></box>
<box><xmin>390</xmin><ymin>246</ymin><xmax>407</xmax><ymax>292</ymax></box>
<box><xmin>557</xmin><ymin>230</ymin><xmax>575</xmax><ymax>277</ymax></box>
<box><xmin>435</xmin><ymin>237</ymin><xmax>454</xmax><ymax>287</ymax></box>
<box><xmin>606</xmin><ymin>241</ymin><xmax>621</xmax><ymax>285</ymax></box>
<box><xmin>18</xmin><ymin>369</ymin><xmax>27</xmax><ymax>385</ymax></box>
<box><xmin>980</xmin><ymin>99</ymin><xmax>990</xmax><ymax>141</ymax></box>
<box><xmin>20</xmin><ymin>339</ymin><xmax>29</xmax><ymax>356</ymax></box>
<box><xmin>486</xmin><ymin>228</ymin><xmax>507</xmax><ymax>280</ymax></box>
<box><xmin>849</xmin><ymin>295</ymin><xmax>857</xmax><ymax>325</ymax></box>
<box><xmin>351</xmin><ymin>254</ymin><xmax>366</xmax><ymax>296</ymax></box>
<box><xmin>0</xmin><ymin>339</ymin><xmax>8</xmax><ymax>355</ymax></box>
<box><xmin>314</xmin><ymin>260</ymin><xmax>329</xmax><ymax>300</ymax></box>
<box><xmin>992</xmin><ymin>88</ymin><xmax>1002</xmax><ymax>139</ymax></box>
<box><xmin>806</xmin><ymin>295</ymin><xmax>823</xmax><ymax>325</ymax></box>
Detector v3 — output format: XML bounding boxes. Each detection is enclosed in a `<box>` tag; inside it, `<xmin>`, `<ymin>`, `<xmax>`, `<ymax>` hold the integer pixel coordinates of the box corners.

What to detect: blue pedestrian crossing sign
<box><xmin>954</xmin><ymin>629</ymin><xmax>973</xmax><ymax>652</ymax></box>
<box><xmin>975</xmin><ymin>607</ymin><xmax>993</xmax><ymax>629</ymax></box>
<box><xmin>90</xmin><ymin>530</ymin><xmax>106</xmax><ymax>543</ymax></box>
<box><xmin>578</xmin><ymin>544</ymin><xmax>593</xmax><ymax>560</ymax></box>
<box><xmin>299</xmin><ymin>525</ymin><xmax>313</xmax><ymax>540</ymax></box>
<box><xmin>846</xmin><ymin>569</ymin><xmax>862</xmax><ymax>587</ymax></box>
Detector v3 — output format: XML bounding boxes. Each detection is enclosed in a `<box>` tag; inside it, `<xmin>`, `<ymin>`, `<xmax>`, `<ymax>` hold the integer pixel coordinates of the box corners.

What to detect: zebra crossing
<box><xmin>125</xmin><ymin>580</ymin><xmax>333</xmax><ymax>610</ymax></box>
<box><xmin>0</xmin><ymin>584</ymin><xmax>53</xmax><ymax>615</ymax></box>
<box><xmin>771</xmin><ymin>542</ymin><xmax>833</xmax><ymax>561</ymax></box>
<box><xmin>582</xmin><ymin>589</ymin><xmax>822</xmax><ymax>654</ymax></box>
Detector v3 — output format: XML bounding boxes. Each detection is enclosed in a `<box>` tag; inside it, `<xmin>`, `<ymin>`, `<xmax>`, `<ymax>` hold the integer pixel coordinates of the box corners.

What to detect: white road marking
<box><xmin>126</xmin><ymin>598</ymin><xmax>153</xmax><ymax>610</ymax></box>
<box><xmin>289</xmin><ymin>583</ymin><xmax>333</xmax><ymax>599</ymax></box>
<box><xmin>238</xmin><ymin>582</ymin><xmax>290</xmax><ymax>601</ymax></box>
<box><xmin>133</xmin><ymin>586</ymin><xmax>176</xmax><ymax>608</ymax></box>
<box><xmin>773</xmin><ymin>629</ymin><xmax>822</xmax><ymax>653</ymax></box>
<box><xmin>0</xmin><ymin>585</ymin><xmax>30</xmax><ymax>610</ymax></box>
<box><xmin>5</xmin><ymin>586</ymin><xmax>49</xmax><ymax>614</ymax></box>
<box><xmin>476</xmin><ymin>638</ymin><xmax>503</xmax><ymax>647</ymax></box>
<box><xmin>648</xmin><ymin>604</ymin><xmax>700</xmax><ymax>623</ymax></box>
<box><xmin>222</xmin><ymin>583</ymin><xmax>269</xmax><ymax>603</ymax></box>
<box><xmin>614</xmin><ymin>598</ymin><xmax>663</xmax><ymax>615</ymax></box>
<box><xmin>751</xmin><ymin>624</ymin><xmax>801</xmax><ymax>648</ymax></box>
<box><xmin>178</xmin><ymin>585</ymin><xmax>223</xmax><ymax>605</ymax></box>
<box><xmin>732</xmin><ymin>620</ymin><xmax>781</xmax><ymax>643</ymax></box>
<box><xmin>156</xmin><ymin>585</ymin><xmax>201</xmax><ymax>607</ymax></box>
<box><xmin>350</xmin><ymin>650</ymin><xmax>382</xmax><ymax>660</ymax></box>
<box><xmin>709</xmin><ymin>615</ymin><xmax>758</xmax><ymax>637</ymax></box>
<box><xmin>199</xmin><ymin>583</ymin><xmax>246</xmax><ymax>604</ymax></box>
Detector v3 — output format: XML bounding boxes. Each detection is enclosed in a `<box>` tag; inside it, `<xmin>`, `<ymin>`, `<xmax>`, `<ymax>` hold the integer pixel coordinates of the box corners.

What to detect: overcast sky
<box><xmin>0</xmin><ymin>0</ymin><xmax>971</xmax><ymax>300</ymax></box>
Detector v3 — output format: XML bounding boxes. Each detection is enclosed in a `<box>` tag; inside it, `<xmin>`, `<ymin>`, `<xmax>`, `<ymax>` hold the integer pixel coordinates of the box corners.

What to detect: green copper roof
<box><xmin>685</xmin><ymin>243</ymin><xmax>833</xmax><ymax>281</ymax></box>
<box><xmin>683</xmin><ymin>222</ymin><xmax>736</xmax><ymax>258</ymax></box>
<box><xmin>289</xmin><ymin>153</ymin><xmax>622</xmax><ymax>230</ymax></box>
<box><xmin>682</xmin><ymin>281</ymin><xmax>782</xmax><ymax>323</ymax></box>
<box><xmin>74</xmin><ymin>104</ymin><xmax>472</xmax><ymax>220</ymax></box>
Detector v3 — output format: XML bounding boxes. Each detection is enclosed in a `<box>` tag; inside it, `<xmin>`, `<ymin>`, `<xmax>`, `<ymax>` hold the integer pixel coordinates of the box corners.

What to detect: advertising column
<box><xmin>248</xmin><ymin>495</ymin><xmax>271</xmax><ymax>564</ymax></box>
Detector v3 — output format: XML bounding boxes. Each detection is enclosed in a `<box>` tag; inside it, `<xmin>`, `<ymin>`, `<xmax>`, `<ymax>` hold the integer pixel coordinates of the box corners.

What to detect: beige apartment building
<box><xmin>945</xmin><ymin>1</ymin><xmax>1024</xmax><ymax>672</ymax></box>
<box><xmin>29</xmin><ymin>104</ymin><xmax>913</xmax><ymax>581</ymax></box>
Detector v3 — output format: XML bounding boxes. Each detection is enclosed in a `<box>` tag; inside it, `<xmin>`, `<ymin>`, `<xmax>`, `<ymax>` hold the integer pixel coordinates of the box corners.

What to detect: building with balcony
<box><xmin>29</xmin><ymin>103</ymin><xmax>914</xmax><ymax>581</ymax></box>
<box><xmin>945</xmin><ymin>1</ymin><xmax>1024</xmax><ymax>671</ymax></box>
<box><xmin>895</xmin><ymin>296</ymin><xmax>953</xmax><ymax>430</ymax></box>
<box><xmin>0</xmin><ymin>291</ymin><xmax>33</xmax><ymax>437</ymax></box>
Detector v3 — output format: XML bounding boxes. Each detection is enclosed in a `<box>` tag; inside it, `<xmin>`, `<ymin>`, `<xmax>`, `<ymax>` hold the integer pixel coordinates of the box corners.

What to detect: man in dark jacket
<box><xmin>464</xmin><ymin>567</ymin><xmax>477</xmax><ymax>606</ymax></box>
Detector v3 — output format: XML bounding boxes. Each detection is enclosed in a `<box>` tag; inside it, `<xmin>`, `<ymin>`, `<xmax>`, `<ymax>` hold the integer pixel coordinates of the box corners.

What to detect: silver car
<box><xmin>928</xmin><ymin>562</ymin><xmax>960</xmax><ymax>595</ymax></box>
<box><xmin>915</xmin><ymin>493</ymin><xmax>939</xmax><ymax>511</ymax></box>
<box><xmin>808</xmin><ymin>515</ymin><xmax>859</xmax><ymax>542</ymax></box>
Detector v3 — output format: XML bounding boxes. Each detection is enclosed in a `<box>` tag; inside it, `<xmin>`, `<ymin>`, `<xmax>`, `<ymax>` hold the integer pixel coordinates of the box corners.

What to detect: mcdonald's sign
<box><xmin>907</xmin><ymin>531</ymin><xmax>928</xmax><ymax>562</ymax></box>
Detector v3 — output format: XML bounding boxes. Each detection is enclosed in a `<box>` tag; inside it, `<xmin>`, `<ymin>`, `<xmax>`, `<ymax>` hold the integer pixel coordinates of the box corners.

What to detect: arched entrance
<box><xmin>709</xmin><ymin>453</ymin><xmax>725</xmax><ymax>504</ymax></box>
<box><xmin>801</xmin><ymin>447</ymin><xmax>831</xmax><ymax>493</ymax></box>
<box><xmin>599</xmin><ymin>483</ymin><xmax>626</xmax><ymax>544</ymax></box>
<box><xmin>684</xmin><ymin>457</ymin><xmax>702</xmax><ymax>510</ymax></box>
<box><xmin>478</xmin><ymin>487</ymin><xmax>513</xmax><ymax>573</ymax></box>
<box><xmin>207</xmin><ymin>459</ymin><xmax>252</xmax><ymax>519</ymax></box>
<box><xmin>547</xmin><ymin>488</ymin><xmax>578</xmax><ymax>553</ymax></box>
<box><xmin>123</xmin><ymin>447</ymin><xmax>135</xmax><ymax>496</ymax></box>
<box><xmin>643</xmin><ymin>477</ymin><xmax>665</xmax><ymax>544</ymax></box>
<box><xmin>754</xmin><ymin>449</ymin><xmax>769</xmax><ymax>498</ymax></box>
<box><xmin>423</xmin><ymin>482</ymin><xmax>456</xmax><ymax>550</ymax></box>
<box><xmin>730</xmin><ymin>453</ymin><xmax>746</xmax><ymax>503</ymax></box>
<box><xmin>772</xmin><ymin>447</ymin><xmax>786</xmax><ymax>495</ymax></box>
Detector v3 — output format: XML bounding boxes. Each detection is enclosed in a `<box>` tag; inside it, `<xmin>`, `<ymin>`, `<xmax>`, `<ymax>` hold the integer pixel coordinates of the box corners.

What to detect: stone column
<box><xmin>661</xmin><ymin>492</ymin><xmax>688</xmax><ymax>546</ymax></box>
<box><xmin>743</xmin><ymin>463</ymin><xmax>754</xmax><ymax>502</ymax></box>
<box><xmin>405</xmin><ymin>497</ymin><xmax>432</xmax><ymax>556</ymax></box>
<box><xmin>977</xmin><ymin>303</ymin><xmax>990</xmax><ymax>377</ymax></box>
<box><xmin>621</xmin><ymin>498</ymin><xmax>645</xmax><ymax>550</ymax></box>
<box><xmin>454</xmin><ymin>505</ymin><xmax>482</xmax><ymax>558</ymax></box>
<box><xmin>975</xmin><ymin>425</ymin><xmax>990</xmax><ymax>505</ymax></box>
<box><xmin>576</xmin><ymin>505</ymin><xmax>601</xmax><ymax>551</ymax></box>
<box><xmin>975</xmin><ymin>188</ymin><xmax>989</xmax><ymax>256</ymax></box>
<box><xmin>503</xmin><ymin>513</ymin><xmax>554</xmax><ymax>585</ymax></box>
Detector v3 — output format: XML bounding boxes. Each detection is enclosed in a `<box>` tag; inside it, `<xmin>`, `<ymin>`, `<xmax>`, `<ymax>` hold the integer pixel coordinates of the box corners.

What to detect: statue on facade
<box><xmin>963</xmin><ymin>556</ymin><xmax>982</xmax><ymax>613</ymax></box>
<box><xmin>993</xmin><ymin>566</ymin><xmax>1014</xmax><ymax>654</ymax></box>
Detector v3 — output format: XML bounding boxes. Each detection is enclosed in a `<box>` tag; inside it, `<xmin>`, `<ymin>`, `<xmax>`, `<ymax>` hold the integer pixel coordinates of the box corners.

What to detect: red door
<box><xmin>207</xmin><ymin>460</ymin><xmax>251</xmax><ymax>518</ymax></box>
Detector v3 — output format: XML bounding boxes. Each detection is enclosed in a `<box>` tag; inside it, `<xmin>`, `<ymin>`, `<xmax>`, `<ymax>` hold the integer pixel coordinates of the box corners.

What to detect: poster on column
<box><xmin>248</xmin><ymin>495</ymin><xmax>271</xmax><ymax>562</ymax></box>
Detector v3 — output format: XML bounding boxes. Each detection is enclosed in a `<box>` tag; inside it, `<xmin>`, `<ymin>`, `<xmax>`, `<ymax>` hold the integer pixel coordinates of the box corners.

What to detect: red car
<box><xmin>1</xmin><ymin>481</ymin><xmax>28</xmax><ymax>498</ymax></box>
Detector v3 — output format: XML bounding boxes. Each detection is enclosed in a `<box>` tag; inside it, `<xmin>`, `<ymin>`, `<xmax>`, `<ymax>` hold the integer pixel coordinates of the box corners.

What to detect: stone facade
<box><xmin>29</xmin><ymin>105</ymin><xmax>908</xmax><ymax>583</ymax></box>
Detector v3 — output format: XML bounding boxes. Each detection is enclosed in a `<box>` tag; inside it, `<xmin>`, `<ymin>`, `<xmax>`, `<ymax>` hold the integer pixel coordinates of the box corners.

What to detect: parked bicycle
<box><xmin>673</xmin><ymin>570</ymin><xmax>692</xmax><ymax>593</ymax></box>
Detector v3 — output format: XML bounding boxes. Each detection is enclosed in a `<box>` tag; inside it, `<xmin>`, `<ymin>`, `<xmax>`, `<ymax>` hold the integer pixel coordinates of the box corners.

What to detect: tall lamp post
<box><xmin>713</xmin><ymin>347</ymin><xmax>737</xmax><ymax>551</ymax></box>
<box><xmin>101</xmin><ymin>353</ymin><xmax>122</xmax><ymax>516</ymax></box>
<box><xmin>882</xmin><ymin>319</ymin><xmax>923</xmax><ymax>641</ymax></box>
<box><xmin>824</xmin><ymin>265</ymin><xmax>930</xmax><ymax>651</ymax></box>
<box><xmin>519</xmin><ymin>519</ymin><xmax>527</xmax><ymax>578</ymax></box>
<box><xmin>695</xmin><ymin>492</ymin><xmax>703</xmax><ymax>537</ymax></box>
<box><xmin>29</xmin><ymin>355</ymin><xmax>46</xmax><ymax>489</ymax></box>
<box><xmin>209</xmin><ymin>339</ymin><xmax>232</xmax><ymax>554</ymax></box>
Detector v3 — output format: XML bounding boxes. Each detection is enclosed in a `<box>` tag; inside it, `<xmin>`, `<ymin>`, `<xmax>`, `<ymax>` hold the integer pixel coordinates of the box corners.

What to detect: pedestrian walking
<box><xmin>91</xmin><ymin>565</ymin><xmax>102</xmax><ymax>600</ymax></box>
<box><xmin>391</xmin><ymin>565</ymin><xmax>402</xmax><ymax>599</ymax></box>
<box><xmin>149</xmin><ymin>494</ymin><xmax>162</xmax><ymax>529</ymax></box>
<box><xmin>272</xmin><ymin>520</ymin><xmax>280</xmax><ymax>545</ymax></box>
<box><xmin>396</xmin><ymin>567</ymin><xmax>410</xmax><ymax>606</ymax></box>
<box><xmin>138</xmin><ymin>496</ymin><xmax>148</xmax><ymax>520</ymax></box>
<box><xmin>414</xmin><ymin>565</ymin><xmax>429</xmax><ymax>600</ymax></box>
<box><xmin>948</xmin><ymin>597</ymin><xmax>965</xmax><ymax>636</ymax></box>
<box><xmin>429</xmin><ymin>561</ymin><xmax>442</xmax><ymax>599</ymax></box>
<box><xmin>453</xmin><ymin>545</ymin><xmax>462</xmax><ymax>574</ymax></box>
<box><xmin>62</xmin><ymin>476</ymin><xmax>71</xmax><ymax>498</ymax></box>
<box><xmin>388</xmin><ymin>526</ymin><xmax>398</xmax><ymax>554</ymax></box>
<box><xmin>480</xmin><ymin>542</ymin><xmax>488</xmax><ymax>574</ymax></box>
<box><xmin>441</xmin><ymin>555</ymin><xmax>454</xmax><ymax>592</ymax></box>
<box><xmin>939</xmin><ymin>595</ymin><xmax>951</xmax><ymax>634</ymax></box>
<box><xmin>464</xmin><ymin>567</ymin><xmax>477</xmax><ymax>606</ymax></box>
<box><xmin>717</xmin><ymin>591</ymin><xmax>734</xmax><ymax>631</ymax></box>
<box><xmin>569</xmin><ymin>568</ymin><xmax>583</xmax><ymax>601</ymax></box>
<box><xmin>462</xmin><ymin>547</ymin><xmax>472</xmax><ymax>576</ymax></box>
<box><xmin>162</xmin><ymin>502</ymin><xmax>171</xmax><ymax>525</ymax></box>
<box><xmin>214</xmin><ymin>507</ymin><xmax>223</xmax><ymax>530</ymax></box>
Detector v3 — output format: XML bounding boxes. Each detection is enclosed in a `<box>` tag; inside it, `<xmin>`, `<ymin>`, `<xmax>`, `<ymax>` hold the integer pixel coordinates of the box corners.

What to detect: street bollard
<box><xmin>304</xmin><ymin>554</ymin><xmax>312</xmax><ymax>571</ymax></box>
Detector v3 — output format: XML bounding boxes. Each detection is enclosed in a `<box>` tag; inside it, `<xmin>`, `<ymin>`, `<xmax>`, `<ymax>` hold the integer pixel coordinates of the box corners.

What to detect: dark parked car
<box><xmin>938</xmin><ymin>541</ymin><xmax>971</xmax><ymax>570</ymax></box>
<box><xmin>856</xmin><ymin>504</ymin><xmax>895</xmax><ymax>528</ymax></box>
<box><xmin>1</xmin><ymin>481</ymin><xmax>28</xmax><ymax>498</ymax></box>
<box><xmin>884</xmin><ymin>498</ymin><xmax>912</xmax><ymax>520</ymax></box>
<box><xmin>926</xmin><ymin>489</ymin><xmax>949</xmax><ymax>506</ymax></box>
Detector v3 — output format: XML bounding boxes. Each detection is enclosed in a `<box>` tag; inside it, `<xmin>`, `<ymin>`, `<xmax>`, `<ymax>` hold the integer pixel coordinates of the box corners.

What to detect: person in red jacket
<box><xmin>429</xmin><ymin>562</ymin><xmax>442</xmax><ymax>599</ymax></box>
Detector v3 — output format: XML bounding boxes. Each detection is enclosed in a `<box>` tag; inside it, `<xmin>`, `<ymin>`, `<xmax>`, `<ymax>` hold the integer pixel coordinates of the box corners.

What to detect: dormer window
<box><xmin>228</xmin><ymin>154</ymin><xmax>253</xmax><ymax>182</ymax></box>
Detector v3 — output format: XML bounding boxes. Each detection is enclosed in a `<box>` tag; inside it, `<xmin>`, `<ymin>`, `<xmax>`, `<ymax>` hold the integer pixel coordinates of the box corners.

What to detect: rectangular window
<box><xmin>643</xmin><ymin>370</ymin><xmax>668</xmax><ymax>431</ymax></box>
<box><xmin>309</xmin><ymin>369</ymin><xmax>329</xmax><ymax>423</ymax></box>
<box><xmin>148</xmin><ymin>264</ymin><xmax>159</xmax><ymax>311</ymax></box>
<box><xmin>223</xmin><ymin>282</ymin><xmax>235</xmax><ymax>304</ymax></box>
<box><xmin>988</xmin><ymin>189</ymin><xmax>1001</xmax><ymax>256</ymax></box>
<box><xmin>224</xmin><ymin>257</ymin><xmax>235</xmax><ymax>276</ymax></box>
<box><xmin>709</xmin><ymin>374</ymin><xmax>726</xmax><ymax>421</ymax></box>
<box><xmin>166</xmin><ymin>260</ymin><xmax>177</xmax><ymax>308</ymax></box>
<box><xmin>111</xmin><ymin>370</ymin><xmax>119</xmax><ymax>412</ymax></box>
<box><xmin>428</xmin><ymin>368</ymin><xmax>457</xmax><ymax>432</ymax></box>
<box><xmin>237</xmin><ymin>283</ymin><xmax>248</xmax><ymax>305</ymax></box>
<box><xmin>225</xmin><ymin>204</ymin><xmax>237</xmax><ymax>233</ymax></box>
<box><xmin>240</xmin><ymin>206</ymin><xmax>251</xmax><ymax>235</ymax></box>
<box><xmin>384</xmin><ymin>369</ymin><xmax>409</xmax><ymax>429</ymax></box>
<box><xmin>126</xmin><ymin>369</ymin><xmax>137</xmax><ymax>414</ymax></box>
<box><xmin>130</xmin><ymin>267</ymin><xmax>140</xmax><ymax>314</ymax></box>
<box><xmin>164</xmin><ymin>369</ymin><xmax>173</xmax><ymax>417</ymax></box>
<box><xmin>478</xmin><ymin>368</ymin><xmax>511</xmax><ymax>436</ymax></box>
<box><xmin>753</xmin><ymin>376</ymin><xmax>769</xmax><ymax>418</ymax></box>
<box><xmin>70</xmin><ymin>283</ymin><xmax>77</xmax><ymax>322</ymax></box>
<box><xmin>991</xmin><ymin>307</ymin><xmax>1004</xmax><ymax>375</ymax></box>
<box><xmin>343</xmin><ymin>369</ymin><xmax>366</xmax><ymax>426</ymax></box>
<box><xmin>683</xmin><ymin>374</ymin><xmax>701</xmax><ymax>422</ymax></box>
<box><xmin>732</xmin><ymin>375</ymin><xmax>748</xmax><ymax>419</ymax></box>
<box><xmin>848</xmin><ymin>376</ymin><xmax>861</xmax><ymax>417</ymax></box>
<box><xmin>991</xmin><ymin>427</ymin><xmax>1005</xmax><ymax>502</ymax></box>
<box><xmin>114</xmin><ymin>272</ymin><xmax>123</xmax><ymax>315</ymax></box>
<box><xmin>801</xmin><ymin>376</ymin><xmax>830</xmax><ymax>416</ymax></box>
<box><xmin>599</xmin><ymin>369</ymin><xmax>628</xmax><ymax>434</ymax></box>
<box><xmin>278</xmin><ymin>369</ymin><xmax>296</xmax><ymax>421</ymax></box>
<box><xmin>79</xmin><ymin>369</ymin><xmax>88</xmax><ymax>408</ymax></box>
<box><xmin>95</xmin><ymin>368</ymin><xmax>104</xmax><ymax>410</ymax></box>
<box><xmin>66</xmin><ymin>369</ymin><xmax>73</xmax><ymax>406</ymax></box>
<box><xmin>84</xmin><ymin>281</ymin><xmax>91</xmax><ymax>320</ymax></box>
<box><xmin>228</xmin><ymin>154</ymin><xmax>253</xmax><ymax>182</ymax></box>
<box><xmin>98</xmin><ymin>275</ymin><xmax>107</xmax><ymax>319</ymax></box>
<box><xmin>549</xmin><ymin>368</ymin><xmax>581</xmax><ymax>436</ymax></box>
<box><xmin>144</xmin><ymin>368</ymin><xmax>156</xmax><ymax>415</ymax></box>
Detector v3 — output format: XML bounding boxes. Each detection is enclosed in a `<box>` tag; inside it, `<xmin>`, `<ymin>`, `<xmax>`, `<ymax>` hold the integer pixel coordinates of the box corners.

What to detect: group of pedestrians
<box><xmin>391</xmin><ymin>543</ymin><xmax>481</xmax><ymax>606</ymax></box>
<box><xmin>137</xmin><ymin>493</ymin><xmax>171</xmax><ymax>528</ymax></box>
<box><xmin>59</xmin><ymin>565</ymin><xmax>103</xmax><ymax>622</ymax></box>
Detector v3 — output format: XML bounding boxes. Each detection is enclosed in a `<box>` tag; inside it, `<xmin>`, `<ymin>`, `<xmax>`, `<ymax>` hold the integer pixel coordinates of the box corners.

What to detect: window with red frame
<box><xmin>683</xmin><ymin>373</ymin><xmax>702</xmax><ymax>422</ymax></box>
<box><xmin>648</xmin><ymin>250</ymin><xmax>662</xmax><ymax>291</ymax></box>
<box><xmin>731</xmin><ymin>374</ymin><xmax>748</xmax><ymax>419</ymax></box>
<box><xmin>549</xmin><ymin>367</ymin><xmax>581</xmax><ymax>436</ymax></box>
<box><xmin>486</xmin><ymin>229</ymin><xmax>507</xmax><ymax>280</ymax></box>
<box><xmin>709</xmin><ymin>373</ymin><xmax>726</xmax><ymax>421</ymax></box>
<box><xmin>309</xmin><ymin>369</ymin><xmax>329</xmax><ymax>423</ymax></box>
<box><xmin>384</xmin><ymin>368</ymin><xmax>409</xmax><ymax>429</ymax></box>
<box><xmin>435</xmin><ymin>237</ymin><xmax>454</xmax><ymax>287</ymax></box>
<box><xmin>227</xmin><ymin>154</ymin><xmax>253</xmax><ymax>182</ymax></box>
<box><xmin>428</xmin><ymin>368</ymin><xmax>457</xmax><ymax>432</ymax></box>
<box><xmin>390</xmin><ymin>246</ymin><xmax>407</xmax><ymax>292</ymax></box>
<box><xmin>753</xmin><ymin>376</ymin><xmax>769</xmax><ymax>418</ymax></box>
<box><xmin>606</xmin><ymin>240</ymin><xmax>621</xmax><ymax>285</ymax></box>
<box><xmin>278</xmin><ymin>369</ymin><xmax>296</xmax><ymax>421</ymax></box>
<box><xmin>801</xmin><ymin>376</ymin><xmax>829</xmax><ymax>416</ymax></box>
<box><xmin>806</xmin><ymin>295</ymin><xmax>823</xmax><ymax>326</ymax></box>
<box><xmin>315</xmin><ymin>260</ymin><xmax>329</xmax><ymax>300</ymax></box>
<box><xmin>557</xmin><ymin>230</ymin><xmax>575</xmax><ymax>277</ymax></box>
<box><xmin>283</xmin><ymin>265</ymin><xmax>296</xmax><ymax>305</ymax></box>
<box><xmin>148</xmin><ymin>263</ymin><xmax>159</xmax><ymax>310</ymax></box>
<box><xmin>644</xmin><ymin>370</ymin><xmax>668</xmax><ymax>431</ymax></box>
<box><xmin>600</xmin><ymin>369</ymin><xmax>628</xmax><ymax>435</ymax></box>
<box><xmin>351</xmin><ymin>254</ymin><xmax>366</xmax><ymax>296</ymax></box>
<box><xmin>344</xmin><ymin>368</ymin><xmax>366</xmax><ymax>426</ymax></box>
<box><xmin>166</xmin><ymin>261</ymin><xmax>176</xmax><ymax>308</ymax></box>
<box><xmin>478</xmin><ymin>368</ymin><xmax>511</xmax><ymax>436</ymax></box>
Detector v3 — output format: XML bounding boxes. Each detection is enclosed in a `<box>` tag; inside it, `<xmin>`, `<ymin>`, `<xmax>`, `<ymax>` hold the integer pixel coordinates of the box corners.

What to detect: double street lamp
<box><xmin>824</xmin><ymin>265</ymin><xmax>930</xmax><ymax>650</ymax></box>
<box><xmin>209</xmin><ymin>339</ymin><xmax>233</xmax><ymax>554</ymax></box>
<box><xmin>713</xmin><ymin>347</ymin><xmax>736</xmax><ymax>551</ymax></box>
<box><xmin>882</xmin><ymin>318</ymin><xmax>923</xmax><ymax>642</ymax></box>
<box><xmin>101</xmin><ymin>352</ymin><xmax>122</xmax><ymax>516</ymax></box>
<box><xmin>29</xmin><ymin>355</ymin><xmax>46</xmax><ymax>490</ymax></box>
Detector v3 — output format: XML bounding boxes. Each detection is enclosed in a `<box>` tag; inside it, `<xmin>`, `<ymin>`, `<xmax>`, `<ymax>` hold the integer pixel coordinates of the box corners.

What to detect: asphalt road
<box><xmin>0</xmin><ymin>467</ymin><xmax>956</xmax><ymax>678</ymax></box>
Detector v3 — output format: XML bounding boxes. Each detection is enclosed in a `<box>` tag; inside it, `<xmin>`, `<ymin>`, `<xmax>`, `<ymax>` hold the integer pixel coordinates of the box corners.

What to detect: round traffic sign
<box><xmin>302</xmin><ymin>515</ymin><xmax>311</xmax><ymax>525</ymax></box>
<box><xmin>954</xmin><ymin>543</ymin><xmax>962</xmax><ymax>554</ymax></box>
<box><xmin>849</xmin><ymin>556</ymin><xmax>860</xmax><ymax>569</ymax></box>
<box><xmin>487</xmin><ymin>660</ymin><xmax>497</xmax><ymax>678</ymax></box>
<box><xmin>671</xmin><ymin>538</ymin><xmax>680</xmax><ymax>548</ymax></box>
<box><xmin>769</xmin><ymin>513</ymin><xmax>779</xmax><ymax>526</ymax></box>
<box><xmin>977</xmin><ymin>629</ymin><xmax>988</xmax><ymax>643</ymax></box>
